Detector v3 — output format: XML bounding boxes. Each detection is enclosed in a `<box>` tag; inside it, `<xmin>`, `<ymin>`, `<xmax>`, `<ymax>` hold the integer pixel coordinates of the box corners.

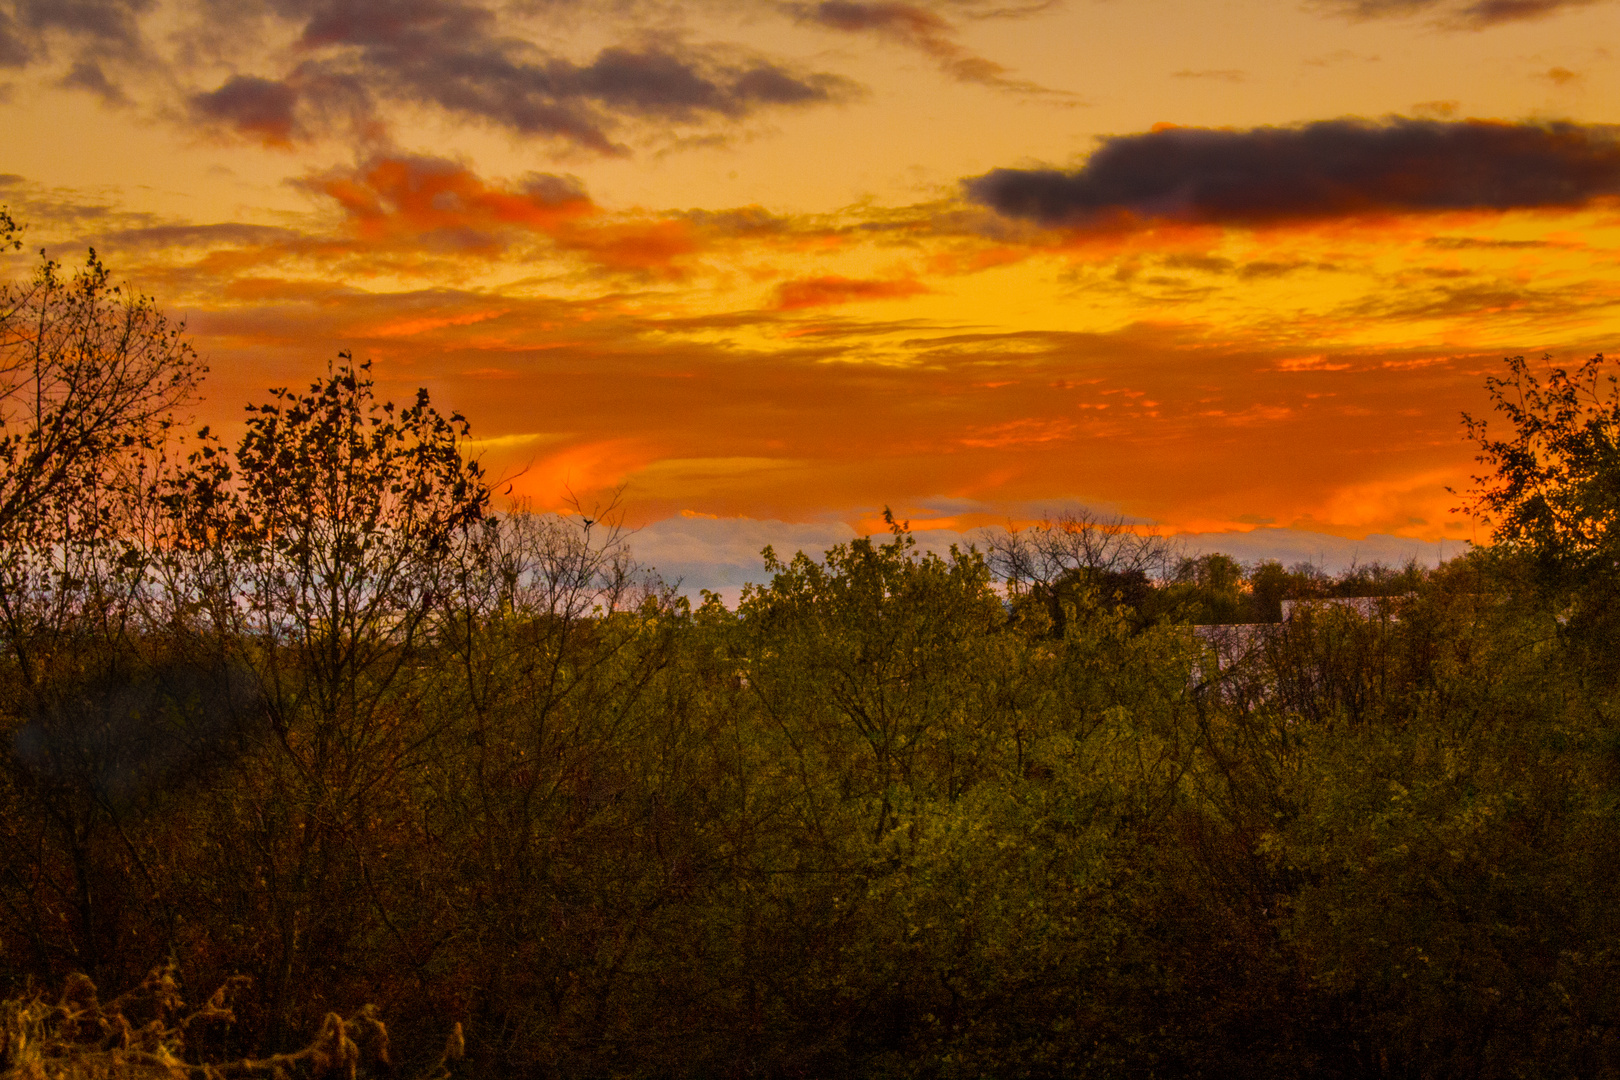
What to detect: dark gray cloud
<box><xmin>274</xmin><ymin>0</ymin><xmax>845</xmax><ymax>149</ymax></box>
<box><xmin>0</xmin><ymin>0</ymin><xmax>152</xmax><ymax>98</ymax></box>
<box><xmin>0</xmin><ymin>10</ymin><xmax>29</xmax><ymax>67</ymax></box>
<box><xmin>184</xmin><ymin>0</ymin><xmax>854</xmax><ymax>152</ymax></box>
<box><xmin>575</xmin><ymin>46</ymin><xmax>837</xmax><ymax>116</ymax></box>
<box><xmin>1331</xmin><ymin>0</ymin><xmax>1442</xmax><ymax>15</ymax></box>
<box><xmin>8</xmin><ymin>0</ymin><xmax>857</xmax><ymax>155</ymax></box>
<box><xmin>11</xmin><ymin>0</ymin><xmax>152</xmax><ymax>54</ymax></box>
<box><xmin>965</xmin><ymin>118</ymin><xmax>1620</xmax><ymax>227</ymax></box>
<box><xmin>290</xmin><ymin>0</ymin><xmax>485</xmax><ymax>45</ymax></box>
<box><xmin>191</xmin><ymin>74</ymin><xmax>301</xmax><ymax>143</ymax></box>
<box><xmin>1456</xmin><ymin>0</ymin><xmax>1602</xmax><ymax>22</ymax></box>
<box><xmin>1327</xmin><ymin>0</ymin><xmax>1608</xmax><ymax>26</ymax></box>
<box><xmin>805</xmin><ymin>1</ymin><xmax>949</xmax><ymax>33</ymax></box>
<box><xmin>60</xmin><ymin>58</ymin><xmax>128</xmax><ymax>102</ymax></box>
<box><xmin>98</xmin><ymin>222</ymin><xmax>305</xmax><ymax>248</ymax></box>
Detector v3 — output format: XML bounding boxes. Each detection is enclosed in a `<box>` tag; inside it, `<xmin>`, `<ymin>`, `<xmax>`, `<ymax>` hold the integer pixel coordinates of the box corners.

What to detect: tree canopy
<box><xmin>3</xmin><ymin>256</ymin><xmax>1620</xmax><ymax>1080</ymax></box>
<box><xmin>1462</xmin><ymin>352</ymin><xmax>1620</xmax><ymax>577</ymax></box>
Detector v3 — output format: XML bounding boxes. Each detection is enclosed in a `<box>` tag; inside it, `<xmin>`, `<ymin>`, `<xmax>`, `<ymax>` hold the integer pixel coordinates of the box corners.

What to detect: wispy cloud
<box><xmin>11</xmin><ymin>0</ymin><xmax>861</xmax><ymax>155</ymax></box>
<box><xmin>773</xmin><ymin>274</ymin><xmax>930</xmax><ymax>308</ymax></box>
<box><xmin>2</xmin><ymin>0</ymin><xmax>155</xmax><ymax>103</ymax></box>
<box><xmin>1172</xmin><ymin>68</ymin><xmax>1246</xmax><ymax>82</ymax></box>
<box><xmin>1323</xmin><ymin>0</ymin><xmax>1610</xmax><ymax>28</ymax></box>
<box><xmin>791</xmin><ymin>0</ymin><xmax>1075</xmax><ymax>96</ymax></box>
<box><xmin>191</xmin><ymin>17</ymin><xmax>857</xmax><ymax>154</ymax></box>
<box><xmin>307</xmin><ymin>154</ymin><xmax>595</xmax><ymax>251</ymax></box>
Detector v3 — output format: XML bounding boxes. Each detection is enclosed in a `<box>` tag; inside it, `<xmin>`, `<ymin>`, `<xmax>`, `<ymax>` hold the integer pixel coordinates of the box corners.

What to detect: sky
<box><xmin>2</xmin><ymin>0</ymin><xmax>1617</xmax><ymax>594</ymax></box>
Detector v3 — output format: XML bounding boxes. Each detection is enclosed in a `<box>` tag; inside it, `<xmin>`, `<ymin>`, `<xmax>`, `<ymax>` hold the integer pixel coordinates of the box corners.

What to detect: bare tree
<box><xmin>479</xmin><ymin>495</ymin><xmax>656</xmax><ymax>623</ymax></box>
<box><xmin>986</xmin><ymin>508</ymin><xmax>1175</xmax><ymax>595</ymax></box>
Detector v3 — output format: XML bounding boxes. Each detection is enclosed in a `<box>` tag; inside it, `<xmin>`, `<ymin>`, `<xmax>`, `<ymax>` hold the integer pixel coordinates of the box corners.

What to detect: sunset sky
<box><xmin>3</xmin><ymin>0</ymin><xmax>1618</xmax><ymax>592</ymax></box>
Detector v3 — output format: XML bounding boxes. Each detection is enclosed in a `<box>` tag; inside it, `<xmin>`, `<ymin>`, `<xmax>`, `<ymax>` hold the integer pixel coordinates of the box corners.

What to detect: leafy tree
<box><xmin>1461</xmin><ymin>352</ymin><xmax>1620</xmax><ymax>578</ymax></box>
<box><xmin>425</xmin><ymin>508</ymin><xmax>686</xmax><ymax>1077</ymax></box>
<box><xmin>741</xmin><ymin>516</ymin><xmax>1017</xmax><ymax>819</ymax></box>
<box><xmin>1460</xmin><ymin>352</ymin><xmax>1620</xmax><ymax>674</ymax></box>
<box><xmin>222</xmin><ymin>352</ymin><xmax>488</xmax><ymax>706</ymax></box>
<box><xmin>1247</xmin><ymin>559</ymin><xmax>1293</xmax><ymax>621</ymax></box>
<box><xmin>167</xmin><ymin>353</ymin><xmax>490</xmax><ymax>1047</ymax></box>
<box><xmin>0</xmin><ymin>249</ymin><xmax>204</xmax><ymax>719</ymax></box>
<box><xmin>1168</xmin><ymin>551</ymin><xmax>1249</xmax><ymax>623</ymax></box>
<box><xmin>0</xmin><ymin>249</ymin><xmax>201</xmax><ymax>558</ymax></box>
<box><xmin>0</xmin><ymin>245</ymin><xmax>205</xmax><ymax>985</ymax></box>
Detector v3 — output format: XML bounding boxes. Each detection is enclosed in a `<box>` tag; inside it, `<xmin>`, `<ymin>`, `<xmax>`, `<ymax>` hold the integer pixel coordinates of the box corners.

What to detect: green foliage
<box><xmin>6</xmin><ymin>259</ymin><xmax>1620</xmax><ymax>1080</ymax></box>
<box><xmin>739</xmin><ymin>519</ymin><xmax>1015</xmax><ymax>810</ymax></box>
<box><xmin>1463</xmin><ymin>352</ymin><xmax>1620</xmax><ymax>577</ymax></box>
<box><xmin>1462</xmin><ymin>352</ymin><xmax>1620</xmax><ymax>677</ymax></box>
<box><xmin>1168</xmin><ymin>551</ymin><xmax>1249</xmax><ymax>623</ymax></box>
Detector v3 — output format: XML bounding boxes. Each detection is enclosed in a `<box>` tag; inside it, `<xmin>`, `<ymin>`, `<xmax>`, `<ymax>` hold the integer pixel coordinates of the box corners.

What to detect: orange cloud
<box><xmin>305</xmin><ymin>158</ymin><xmax>742</xmax><ymax>278</ymax></box>
<box><xmin>169</xmin><ymin>269</ymin><xmax>1523</xmax><ymax>539</ymax></box>
<box><xmin>19</xmin><ymin>138</ymin><xmax>1612</xmax><ymax>548</ymax></box>
<box><xmin>958</xmin><ymin>417</ymin><xmax>1076</xmax><ymax>447</ymax></box>
<box><xmin>314</xmin><ymin>155</ymin><xmax>596</xmax><ymax>253</ymax></box>
<box><xmin>552</xmin><ymin>219</ymin><xmax>705</xmax><ymax>277</ymax></box>
<box><xmin>773</xmin><ymin>275</ymin><xmax>930</xmax><ymax>309</ymax></box>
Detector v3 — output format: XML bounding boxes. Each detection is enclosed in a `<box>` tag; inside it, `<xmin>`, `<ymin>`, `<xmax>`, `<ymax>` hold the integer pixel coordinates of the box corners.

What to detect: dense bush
<box><xmin>5</xmin><ymin>245</ymin><xmax>1620</xmax><ymax>1078</ymax></box>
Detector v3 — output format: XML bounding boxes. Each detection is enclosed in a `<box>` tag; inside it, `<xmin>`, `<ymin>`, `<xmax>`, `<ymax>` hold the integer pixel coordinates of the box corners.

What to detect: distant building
<box><xmin>1190</xmin><ymin>594</ymin><xmax>1407</xmax><ymax>700</ymax></box>
<box><xmin>1190</xmin><ymin>622</ymin><xmax>1274</xmax><ymax>690</ymax></box>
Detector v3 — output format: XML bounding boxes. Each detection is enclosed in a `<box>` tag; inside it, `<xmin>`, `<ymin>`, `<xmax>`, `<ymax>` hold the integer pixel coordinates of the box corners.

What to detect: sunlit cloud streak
<box><xmin>150</xmin><ymin>262</ymin><xmax>1521</xmax><ymax>541</ymax></box>
<box><xmin>284</xmin><ymin>154</ymin><xmax>749</xmax><ymax>278</ymax></box>
<box><xmin>306</xmin><ymin>155</ymin><xmax>595</xmax><ymax>250</ymax></box>
<box><xmin>773</xmin><ymin>275</ymin><xmax>930</xmax><ymax>308</ymax></box>
<box><xmin>966</xmin><ymin>119</ymin><xmax>1620</xmax><ymax>228</ymax></box>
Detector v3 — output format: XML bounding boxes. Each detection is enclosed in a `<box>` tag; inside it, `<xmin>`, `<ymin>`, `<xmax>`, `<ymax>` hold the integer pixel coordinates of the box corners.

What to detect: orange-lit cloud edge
<box><xmin>5</xmin><ymin>120</ymin><xmax>1619</xmax><ymax>588</ymax></box>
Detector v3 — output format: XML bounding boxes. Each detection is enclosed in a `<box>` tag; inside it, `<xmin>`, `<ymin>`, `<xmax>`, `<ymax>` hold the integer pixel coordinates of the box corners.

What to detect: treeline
<box><xmin>989</xmin><ymin>520</ymin><xmax>1429</xmax><ymax>631</ymax></box>
<box><xmin>5</xmin><ymin>242</ymin><xmax>1620</xmax><ymax>1079</ymax></box>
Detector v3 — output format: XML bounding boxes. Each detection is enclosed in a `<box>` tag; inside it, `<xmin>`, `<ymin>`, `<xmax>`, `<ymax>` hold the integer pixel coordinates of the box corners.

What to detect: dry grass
<box><xmin>0</xmin><ymin>968</ymin><xmax>461</xmax><ymax>1080</ymax></box>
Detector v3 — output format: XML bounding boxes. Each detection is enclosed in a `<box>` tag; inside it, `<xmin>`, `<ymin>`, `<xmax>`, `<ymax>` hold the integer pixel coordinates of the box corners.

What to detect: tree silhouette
<box><xmin>1461</xmin><ymin>352</ymin><xmax>1620</xmax><ymax>578</ymax></box>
